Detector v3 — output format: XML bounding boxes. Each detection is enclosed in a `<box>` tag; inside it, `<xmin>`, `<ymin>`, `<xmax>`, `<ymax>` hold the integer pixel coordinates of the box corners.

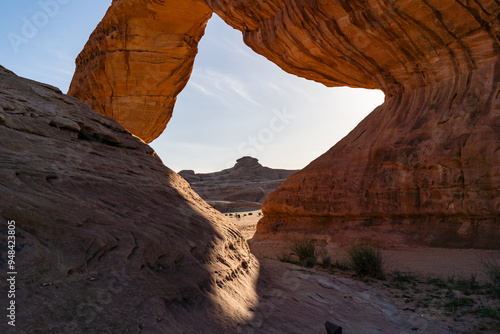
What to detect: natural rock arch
<box><xmin>69</xmin><ymin>0</ymin><xmax>500</xmax><ymax>248</ymax></box>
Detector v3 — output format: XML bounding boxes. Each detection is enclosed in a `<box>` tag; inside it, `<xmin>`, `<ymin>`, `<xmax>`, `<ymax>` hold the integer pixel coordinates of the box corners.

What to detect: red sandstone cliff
<box><xmin>179</xmin><ymin>156</ymin><xmax>298</xmax><ymax>212</ymax></box>
<box><xmin>259</xmin><ymin>62</ymin><xmax>500</xmax><ymax>248</ymax></box>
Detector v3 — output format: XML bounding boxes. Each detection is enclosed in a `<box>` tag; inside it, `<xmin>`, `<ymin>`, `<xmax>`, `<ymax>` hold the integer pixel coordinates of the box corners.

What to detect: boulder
<box><xmin>0</xmin><ymin>66</ymin><xmax>257</xmax><ymax>333</ymax></box>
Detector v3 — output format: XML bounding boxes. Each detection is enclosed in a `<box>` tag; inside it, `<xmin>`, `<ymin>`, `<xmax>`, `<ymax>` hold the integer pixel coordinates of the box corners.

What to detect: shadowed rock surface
<box><xmin>235</xmin><ymin>258</ymin><xmax>450</xmax><ymax>334</ymax></box>
<box><xmin>179</xmin><ymin>157</ymin><xmax>298</xmax><ymax>212</ymax></box>
<box><xmin>70</xmin><ymin>0</ymin><xmax>500</xmax><ymax>248</ymax></box>
<box><xmin>0</xmin><ymin>66</ymin><xmax>258</xmax><ymax>333</ymax></box>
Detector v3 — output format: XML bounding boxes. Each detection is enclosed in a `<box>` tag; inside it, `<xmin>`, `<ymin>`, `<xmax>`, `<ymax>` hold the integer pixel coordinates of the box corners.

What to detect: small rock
<box><xmin>325</xmin><ymin>321</ymin><xmax>342</xmax><ymax>334</ymax></box>
<box><xmin>50</xmin><ymin>116</ymin><xmax>81</xmax><ymax>132</ymax></box>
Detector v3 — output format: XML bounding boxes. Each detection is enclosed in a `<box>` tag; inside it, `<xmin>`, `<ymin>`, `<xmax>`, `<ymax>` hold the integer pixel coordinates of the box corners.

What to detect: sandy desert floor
<box><xmin>226</xmin><ymin>210</ymin><xmax>500</xmax><ymax>333</ymax></box>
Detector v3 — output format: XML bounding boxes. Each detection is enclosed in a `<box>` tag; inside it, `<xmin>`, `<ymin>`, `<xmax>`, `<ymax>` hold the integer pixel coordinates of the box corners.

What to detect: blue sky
<box><xmin>1</xmin><ymin>1</ymin><xmax>384</xmax><ymax>173</ymax></box>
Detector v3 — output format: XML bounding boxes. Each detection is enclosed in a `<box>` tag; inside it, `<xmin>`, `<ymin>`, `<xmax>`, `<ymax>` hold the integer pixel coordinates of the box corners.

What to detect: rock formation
<box><xmin>68</xmin><ymin>0</ymin><xmax>212</xmax><ymax>143</ymax></box>
<box><xmin>259</xmin><ymin>63</ymin><xmax>500</xmax><ymax>248</ymax></box>
<box><xmin>69</xmin><ymin>1</ymin><xmax>500</xmax><ymax>248</ymax></box>
<box><xmin>0</xmin><ymin>66</ymin><xmax>257</xmax><ymax>333</ymax></box>
<box><xmin>179</xmin><ymin>156</ymin><xmax>298</xmax><ymax>212</ymax></box>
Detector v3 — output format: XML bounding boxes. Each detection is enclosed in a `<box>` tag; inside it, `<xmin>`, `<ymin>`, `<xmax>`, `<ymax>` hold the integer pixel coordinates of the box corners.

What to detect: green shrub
<box><xmin>444</xmin><ymin>294</ymin><xmax>475</xmax><ymax>313</ymax></box>
<box><xmin>480</xmin><ymin>257</ymin><xmax>500</xmax><ymax>287</ymax></box>
<box><xmin>453</xmin><ymin>274</ymin><xmax>480</xmax><ymax>295</ymax></box>
<box><xmin>479</xmin><ymin>255</ymin><xmax>500</xmax><ymax>297</ymax></box>
<box><xmin>290</xmin><ymin>238</ymin><xmax>317</xmax><ymax>267</ymax></box>
<box><xmin>331</xmin><ymin>260</ymin><xmax>350</xmax><ymax>271</ymax></box>
<box><xmin>316</xmin><ymin>246</ymin><xmax>331</xmax><ymax>269</ymax></box>
<box><xmin>248</xmin><ymin>213</ymin><xmax>253</xmax><ymax>216</ymax></box>
<box><xmin>347</xmin><ymin>243</ymin><xmax>385</xmax><ymax>279</ymax></box>
<box><xmin>277</xmin><ymin>252</ymin><xmax>295</xmax><ymax>264</ymax></box>
<box><xmin>427</xmin><ymin>277</ymin><xmax>447</xmax><ymax>288</ymax></box>
<box><xmin>321</xmin><ymin>255</ymin><xmax>332</xmax><ymax>269</ymax></box>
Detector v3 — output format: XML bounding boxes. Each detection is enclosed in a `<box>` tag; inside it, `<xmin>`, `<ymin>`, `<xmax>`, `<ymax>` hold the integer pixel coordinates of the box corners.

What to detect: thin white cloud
<box><xmin>189</xmin><ymin>81</ymin><xmax>217</xmax><ymax>97</ymax></box>
<box><xmin>189</xmin><ymin>68</ymin><xmax>262</xmax><ymax>106</ymax></box>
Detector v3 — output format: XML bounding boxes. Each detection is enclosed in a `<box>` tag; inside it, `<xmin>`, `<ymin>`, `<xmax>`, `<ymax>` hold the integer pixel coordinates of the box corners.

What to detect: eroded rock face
<box><xmin>259</xmin><ymin>62</ymin><xmax>500</xmax><ymax>248</ymax></box>
<box><xmin>207</xmin><ymin>0</ymin><xmax>500</xmax><ymax>95</ymax></box>
<box><xmin>70</xmin><ymin>1</ymin><xmax>500</xmax><ymax>248</ymax></box>
<box><xmin>71</xmin><ymin>0</ymin><xmax>500</xmax><ymax>114</ymax></box>
<box><xmin>179</xmin><ymin>156</ymin><xmax>298</xmax><ymax>212</ymax></box>
<box><xmin>68</xmin><ymin>0</ymin><xmax>212</xmax><ymax>143</ymax></box>
<box><xmin>0</xmin><ymin>66</ymin><xmax>257</xmax><ymax>333</ymax></box>
<box><xmin>207</xmin><ymin>0</ymin><xmax>500</xmax><ymax>248</ymax></box>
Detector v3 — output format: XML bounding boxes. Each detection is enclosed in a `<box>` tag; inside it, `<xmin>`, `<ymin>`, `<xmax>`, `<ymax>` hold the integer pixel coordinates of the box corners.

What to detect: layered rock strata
<box><xmin>0</xmin><ymin>66</ymin><xmax>257</xmax><ymax>333</ymax></box>
<box><xmin>68</xmin><ymin>0</ymin><xmax>212</xmax><ymax>142</ymax></box>
<box><xmin>259</xmin><ymin>62</ymin><xmax>500</xmax><ymax>248</ymax></box>
<box><xmin>179</xmin><ymin>156</ymin><xmax>298</xmax><ymax>212</ymax></box>
<box><xmin>207</xmin><ymin>0</ymin><xmax>500</xmax><ymax>95</ymax></box>
<box><xmin>70</xmin><ymin>0</ymin><xmax>500</xmax><ymax>248</ymax></box>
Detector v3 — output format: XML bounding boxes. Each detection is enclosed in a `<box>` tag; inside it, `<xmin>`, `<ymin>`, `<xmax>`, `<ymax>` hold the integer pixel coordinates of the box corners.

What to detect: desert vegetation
<box><xmin>277</xmin><ymin>239</ymin><xmax>500</xmax><ymax>332</ymax></box>
<box><xmin>387</xmin><ymin>268</ymin><xmax>500</xmax><ymax>332</ymax></box>
<box><xmin>279</xmin><ymin>240</ymin><xmax>385</xmax><ymax>279</ymax></box>
<box><xmin>346</xmin><ymin>243</ymin><xmax>385</xmax><ymax>279</ymax></box>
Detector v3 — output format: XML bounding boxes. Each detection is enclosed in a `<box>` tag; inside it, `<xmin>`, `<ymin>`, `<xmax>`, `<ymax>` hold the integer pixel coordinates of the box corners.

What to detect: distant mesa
<box><xmin>179</xmin><ymin>156</ymin><xmax>298</xmax><ymax>212</ymax></box>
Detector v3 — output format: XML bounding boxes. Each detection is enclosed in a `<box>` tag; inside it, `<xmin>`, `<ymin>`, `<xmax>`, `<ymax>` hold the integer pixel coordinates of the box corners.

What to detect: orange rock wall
<box><xmin>207</xmin><ymin>0</ymin><xmax>500</xmax><ymax>94</ymax></box>
<box><xmin>70</xmin><ymin>0</ymin><xmax>500</xmax><ymax>136</ymax></box>
<box><xmin>204</xmin><ymin>0</ymin><xmax>500</xmax><ymax>248</ymax></box>
<box><xmin>258</xmin><ymin>61</ymin><xmax>500</xmax><ymax>248</ymax></box>
<box><xmin>69</xmin><ymin>0</ymin><xmax>212</xmax><ymax>143</ymax></box>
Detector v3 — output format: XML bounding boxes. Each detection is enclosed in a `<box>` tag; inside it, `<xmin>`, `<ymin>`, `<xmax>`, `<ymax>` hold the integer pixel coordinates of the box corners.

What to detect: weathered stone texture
<box><xmin>0</xmin><ymin>66</ymin><xmax>257</xmax><ymax>333</ymax></box>
<box><xmin>68</xmin><ymin>0</ymin><xmax>212</xmax><ymax>143</ymax></box>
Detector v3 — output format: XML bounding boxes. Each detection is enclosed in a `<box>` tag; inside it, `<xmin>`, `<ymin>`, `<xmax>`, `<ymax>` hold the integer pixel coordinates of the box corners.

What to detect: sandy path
<box><xmin>224</xmin><ymin>210</ymin><xmax>261</xmax><ymax>240</ymax></box>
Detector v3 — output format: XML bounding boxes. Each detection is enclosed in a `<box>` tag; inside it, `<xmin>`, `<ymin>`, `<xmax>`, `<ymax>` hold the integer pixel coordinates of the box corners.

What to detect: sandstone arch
<box><xmin>70</xmin><ymin>0</ymin><xmax>500</xmax><ymax>248</ymax></box>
